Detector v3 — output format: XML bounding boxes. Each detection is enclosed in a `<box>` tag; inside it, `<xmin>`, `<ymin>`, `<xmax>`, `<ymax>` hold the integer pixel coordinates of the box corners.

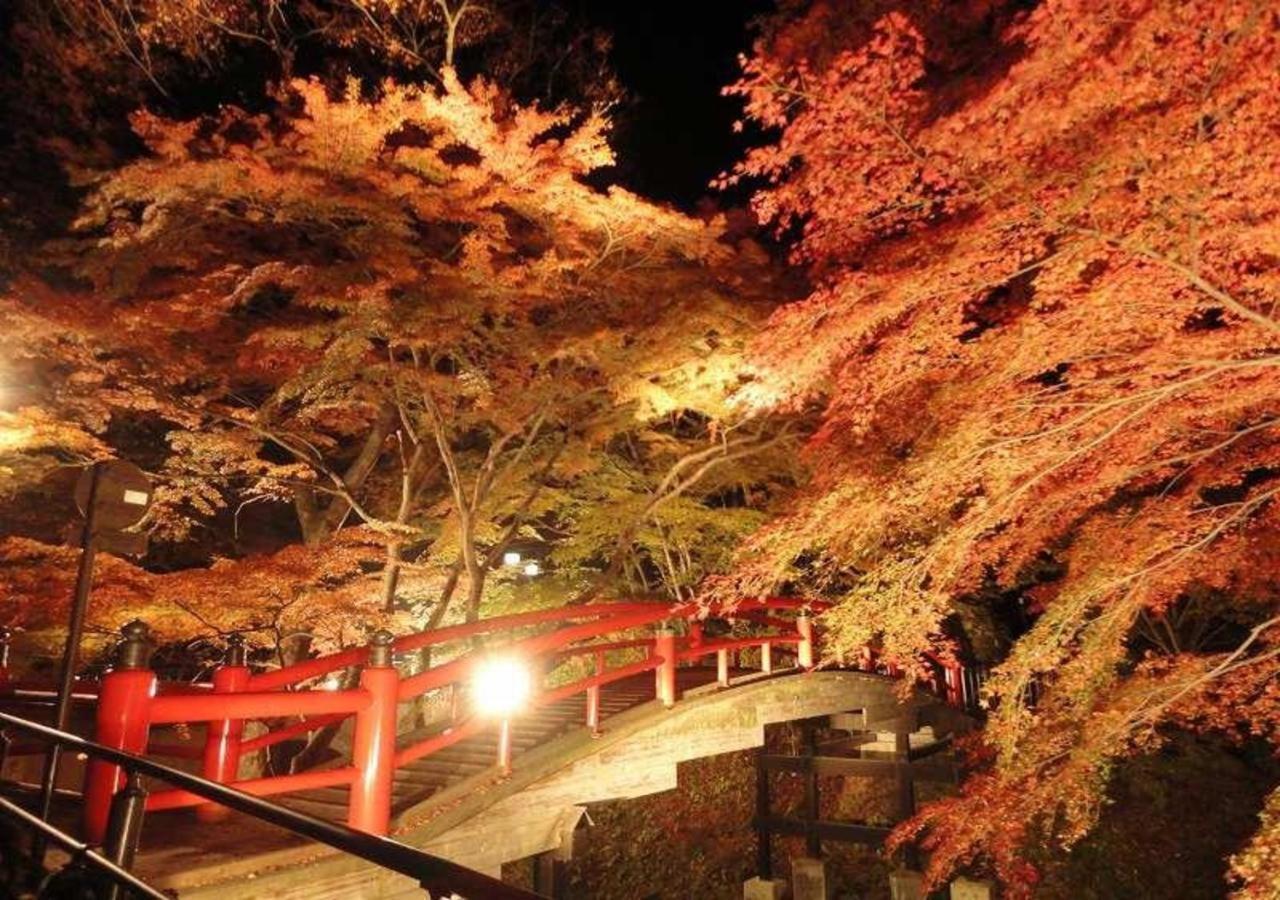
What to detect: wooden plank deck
<box><xmin>1</xmin><ymin>666</ymin><xmax>971</xmax><ymax>899</ymax></box>
<box><xmin>130</xmin><ymin>669</ymin><xmax>969</xmax><ymax>899</ymax></box>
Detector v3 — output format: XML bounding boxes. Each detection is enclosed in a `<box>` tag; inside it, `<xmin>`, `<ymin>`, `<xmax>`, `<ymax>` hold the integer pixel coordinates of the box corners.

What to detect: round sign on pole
<box><xmin>74</xmin><ymin>460</ymin><xmax>153</xmax><ymax>531</ymax></box>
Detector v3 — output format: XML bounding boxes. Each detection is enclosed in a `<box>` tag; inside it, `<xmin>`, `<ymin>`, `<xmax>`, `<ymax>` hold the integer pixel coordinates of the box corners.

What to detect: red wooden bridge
<box><xmin>0</xmin><ymin>599</ymin><xmax>978</xmax><ymax>898</ymax></box>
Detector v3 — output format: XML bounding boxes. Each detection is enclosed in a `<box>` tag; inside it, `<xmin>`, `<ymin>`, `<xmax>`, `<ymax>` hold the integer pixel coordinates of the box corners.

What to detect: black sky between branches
<box><xmin>581</xmin><ymin>0</ymin><xmax>775</xmax><ymax>209</ymax></box>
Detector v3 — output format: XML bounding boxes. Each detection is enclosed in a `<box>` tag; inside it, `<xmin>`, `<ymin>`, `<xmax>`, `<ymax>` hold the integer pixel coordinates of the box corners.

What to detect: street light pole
<box><xmin>36</xmin><ymin>461</ymin><xmax>103</xmax><ymax>845</ymax></box>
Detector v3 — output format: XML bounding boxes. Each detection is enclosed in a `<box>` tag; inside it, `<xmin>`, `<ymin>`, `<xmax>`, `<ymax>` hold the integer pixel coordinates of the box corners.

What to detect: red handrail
<box><xmin>394</xmin><ymin>718</ymin><xmax>486</xmax><ymax>768</ymax></box>
<box><xmin>246</xmin><ymin>602</ymin><xmax>674</xmax><ymax>691</ymax></box>
<box><xmin>147</xmin><ymin>765</ymin><xmax>358</xmax><ymax>811</ymax></box>
<box><xmin>238</xmin><ymin>713</ymin><xmax>348</xmax><ymax>754</ymax></box>
<box><xmin>394</xmin><ymin>605</ymin><xmax>681</xmax><ymax>700</ymax></box>
<box><xmin>149</xmin><ymin>689</ymin><xmax>369</xmax><ymax>725</ymax></box>
<box><xmin>84</xmin><ymin>598</ymin><xmax>838</xmax><ymax>840</ymax></box>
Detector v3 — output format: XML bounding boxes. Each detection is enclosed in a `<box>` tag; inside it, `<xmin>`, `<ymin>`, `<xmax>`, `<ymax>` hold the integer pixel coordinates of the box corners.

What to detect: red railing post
<box><xmin>348</xmin><ymin>631</ymin><xmax>398</xmax><ymax>836</ymax></box>
<box><xmin>0</xmin><ymin>625</ymin><xmax>11</xmax><ymax>687</ymax></box>
<box><xmin>945</xmin><ymin>663</ymin><xmax>963</xmax><ymax>707</ymax></box>
<box><xmin>84</xmin><ymin>620</ymin><xmax>156</xmax><ymax>844</ymax></box>
<box><xmin>586</xmin><ymin>650</ymin><xmax>603</xmax><ymax>737</ymax></box>
<box><xmin>760</xmin><ymin>640</ymin><xmax>773</xmax><ymax>674</ymax></box>
<box><xmin>654</xmin><ymin>626</ymin><xmax>677</xmax><ymax>708</ymax></box>
<box><xmin>0</xmin><ymin>627</ymin><xmax>10</xmax><ymax>773</ymax></box>
<box><xmin>689</xmin><ymin>620</ymin><xmax>703</xmax><ymax>650</ymax></box>
<box><xmin>496</xmin><ymin>718</ymin><xmax>514</xmax><ymax>774</ymax></box>
<box><xmin>196</xmin><ymin>634</ymin><xmax>250</xmax><ymax>823</ymax></box>
<box><xmin>797</xmin><ymin>612</ymin><xmax>815</xmax><ymax>670</ymax></box>
<box><xmin>716</xmin><ymin>648</ymin><xmax>730</xmax><ymax>687</ymax></box>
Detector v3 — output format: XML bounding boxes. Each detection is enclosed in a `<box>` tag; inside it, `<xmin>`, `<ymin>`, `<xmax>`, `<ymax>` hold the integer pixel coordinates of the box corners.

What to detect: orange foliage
<box><xmin>722</xmin><ymin>0</ymin><xmax>1280</xmax><ymax>893</ymax></box>
<box><xmin>0</xmin><ymin>64</ymin><xmax>795</xmax><ymax>661</ymax></box>
<box><xmin>0</xmin><ymin>531</ymin><xmax>408</xmax><ymax>660</ymax></box>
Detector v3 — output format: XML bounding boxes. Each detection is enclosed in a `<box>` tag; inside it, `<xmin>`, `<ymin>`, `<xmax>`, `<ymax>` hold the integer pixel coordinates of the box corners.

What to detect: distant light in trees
<box><xmin>472</xmin><ymin>656</ymin><xmax>532</xmax><ymax>717</ymax></box>
<box><xmin>522</xmin><ymin>561</ymin><xmax>541</xmax><ymax>577</ymax></box>
<box><xmin>0</xmin><ymin>412</ymin><xmax>35</xmax><ymax>451</ymax></box>
<box><xmin>502</xmin><ymin>551</ymin><xmax>522</xmax><ymax>567</ymax></box>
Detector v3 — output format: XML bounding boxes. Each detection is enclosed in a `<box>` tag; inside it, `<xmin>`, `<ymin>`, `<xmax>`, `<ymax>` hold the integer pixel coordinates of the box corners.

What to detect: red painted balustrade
<box><xmin>0</xmin><ymin>598</ymin><xmax>978</xmax><ymax>843</ymax></box>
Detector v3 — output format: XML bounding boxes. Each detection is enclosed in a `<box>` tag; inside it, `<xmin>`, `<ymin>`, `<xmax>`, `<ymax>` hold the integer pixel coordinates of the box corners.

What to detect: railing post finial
<box><xmin>225</xmin><ymin>632</ymin><xmax>247</xmax><ymax>667</ymax></box>
<box><xmin>368</xmin><ymin>630</ymin><xmax>395</xmax><ymax>668</ymax></box>
<box><xmin>117</xmin><ymin>620</ymin><xmax>153</xmax><ymax>671</ymax></box>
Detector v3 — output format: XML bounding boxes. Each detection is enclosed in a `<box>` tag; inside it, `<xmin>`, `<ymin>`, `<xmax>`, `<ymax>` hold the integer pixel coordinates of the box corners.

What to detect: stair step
<box><xmin>466</xmin><ymin>731</ymin><xmax>543</xmax><ymax>746</ymax></box>
<box><xmin>468</xmin><ymin>737</ymin><xmax>547</xmax><ymax>747</ymax></box>
<box><xmin>279</xmin><ymin>800</ymin><xmax>345</xmax><ymax>820</ymax></box>
<box><xmin>393</xmin><ymin>780</ymin><xmax>443</xmax><ymax>797</ymax></box>
<box><xmin>407</xmin><ymin>757</ymin><xmax>491</xmax><ymax>775</ymax></box>
<box><xmin>394</xmin><ymin>771</ymin><xmax>450</xmax><ymax>788</ymax></box>
<box><xmin>288</xmin><ymin>788</ymin><xmax>349</xmax><ymax>806</ymax></box>
<box><xmin>419</xmin><ymin>752</ymin><xmax>499</xmax><ymax>768</ymax></box>
<box><xmin>521</xmin><ymin>717</ymin><xmax>576</xmax><ymax>728</ymax></box>
<box><xmin>402</xmin><ymin>755</ymin><xmax>484</xmax><ymax>772</ymax></box>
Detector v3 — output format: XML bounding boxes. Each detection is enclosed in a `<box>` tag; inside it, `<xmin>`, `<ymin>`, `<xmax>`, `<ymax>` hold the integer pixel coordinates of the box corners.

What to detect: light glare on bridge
<box><xmin>472</xmin><ymin>655</ymin><xmax>532</xmax><ymax>717</ymax></box>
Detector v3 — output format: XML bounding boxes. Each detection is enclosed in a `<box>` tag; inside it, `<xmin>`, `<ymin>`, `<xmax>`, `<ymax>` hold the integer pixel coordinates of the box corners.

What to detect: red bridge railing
<box><xmin>0</xmin><ymin>599</ymin><xmax>974</xmax><ymax>844</ymax></box>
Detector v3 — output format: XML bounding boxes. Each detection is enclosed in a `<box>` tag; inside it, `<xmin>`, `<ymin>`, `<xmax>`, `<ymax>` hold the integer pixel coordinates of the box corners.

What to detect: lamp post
<box><xmin>38</xmin><ymin>460</ymin><xmax>152</xmax><ymax>851</ymax></box>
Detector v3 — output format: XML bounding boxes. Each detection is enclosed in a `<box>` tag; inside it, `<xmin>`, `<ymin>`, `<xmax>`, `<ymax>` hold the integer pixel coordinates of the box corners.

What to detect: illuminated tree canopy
<box><xmin>719</xmin><ymin>0</ymin><xmax>1280</xmax><ymax>894</ymax></box>
<box><xmin>1</xmin><ymin>7</ymin><xmax>800</xmax><ymax>657</ymax></box>
<box><xmin>1</xmin><ymin>0</ymin><xmax>1278</xmax><ymax>895</ymax></box>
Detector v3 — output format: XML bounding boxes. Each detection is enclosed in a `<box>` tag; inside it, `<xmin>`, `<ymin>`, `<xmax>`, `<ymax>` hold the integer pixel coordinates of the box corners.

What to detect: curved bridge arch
<box><xmin>143</xmin><ymin>669</ymin><xmax>971</xmax><ymax>899</ymax></box>
<box><xmin>1</xmin><ymin>600</ymin><xmax>978</xmax><ymax>898</ymax></box>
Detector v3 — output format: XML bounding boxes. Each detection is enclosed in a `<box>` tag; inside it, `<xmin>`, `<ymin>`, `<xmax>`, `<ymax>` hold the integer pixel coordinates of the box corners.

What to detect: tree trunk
<box><xmin>465</xmin><ymin>569</ymin><xmax>485</xmax><ymax>624</ymax></box>
<box><xmin>293</xmin><ymin>404</ymin><xmax>397</xmax><ymax>546</ymax></box>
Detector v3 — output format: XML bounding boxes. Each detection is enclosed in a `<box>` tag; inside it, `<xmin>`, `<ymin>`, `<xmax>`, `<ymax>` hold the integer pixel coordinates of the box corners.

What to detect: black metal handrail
<box><xmin>0</xmin><ymin>792</ymin><xmax>169</xmax><ymax>900</ymax></box>
<box><xmin>0</xmin><ymin>711</ymin><xmax>541</xmax><ymax>899</ymax></box>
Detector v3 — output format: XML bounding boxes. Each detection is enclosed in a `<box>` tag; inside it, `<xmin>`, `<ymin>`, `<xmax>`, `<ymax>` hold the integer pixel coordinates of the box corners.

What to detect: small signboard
<box><xmin>74</xmin><ymin>460</ymin><xmax>153</xmax><ymax>530</ymax></box>
<box><xmin>68</xmin><ymin>460</ymin><xmax>153</xmax><ymax>555</ymax></box>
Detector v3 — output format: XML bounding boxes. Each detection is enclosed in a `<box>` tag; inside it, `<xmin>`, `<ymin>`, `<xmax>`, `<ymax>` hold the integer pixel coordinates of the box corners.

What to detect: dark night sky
<box><xmin>581</xmin><ymin>0</ymin><xmax>776</xmax><ymax>209</ymax></box>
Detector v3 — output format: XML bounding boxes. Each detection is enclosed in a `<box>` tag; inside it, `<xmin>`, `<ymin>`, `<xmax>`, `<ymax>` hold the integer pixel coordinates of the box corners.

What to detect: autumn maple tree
<box><xmin>720</xmin><ymin>0</ymin><xmax>1280</xmax><ymax>894</ymax></box>
<box><xmin>5</xmin><ymin>0</ymin><xmax>1277</xmax><ymax>894</ymax></box>
<box><xmin>0</xmin><ymin>4</ymin><xmax>799</xmax><ymax>670</ymax></box>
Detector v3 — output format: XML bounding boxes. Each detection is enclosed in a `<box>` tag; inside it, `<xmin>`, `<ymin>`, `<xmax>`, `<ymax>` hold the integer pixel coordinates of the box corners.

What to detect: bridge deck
<box><xmin>0</xmin><ymin>600</ymin><xmax>982</xmax><ymax>898</ymax></box>
<box><xmin>118</xmin><ymin>669</ymin><xmax>969</xmax><ymax>898</ymax></box>
<box><xmin>278</xmin><ymin>666</ymin><xmax>707</xmax><ymax>821</ymax></box>
<box><xmin>121</xmin><ymin>666</ymin><xmax>730</xmax><ymax>886</ymax></box>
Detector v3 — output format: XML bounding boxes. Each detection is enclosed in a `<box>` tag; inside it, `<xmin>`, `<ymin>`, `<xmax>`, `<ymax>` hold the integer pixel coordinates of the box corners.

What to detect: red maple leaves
<box><xmin>724</xmin><ymin>0</ymin><xmax>1280</xmax><ymax>892</ymax></box>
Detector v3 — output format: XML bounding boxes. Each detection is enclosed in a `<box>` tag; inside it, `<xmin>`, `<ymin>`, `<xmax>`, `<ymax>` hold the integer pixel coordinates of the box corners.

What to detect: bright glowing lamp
<box><xmin>472</xmin><ymin>656</ymin><xmax>532</xmax><ymax>717</ymax></box>
<box><xmin>522</xmin><ymin>561</ymin><xmax>541</xmax><ymax>577</ymax></box>
<box><xmin>502</xmin><ymin>550</ymin><xmax>522</xmax><ymax>566</ymax></box>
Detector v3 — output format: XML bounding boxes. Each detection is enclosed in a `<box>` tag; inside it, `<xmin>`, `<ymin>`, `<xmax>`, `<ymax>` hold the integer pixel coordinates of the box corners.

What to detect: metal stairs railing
<box><xmin>0</xmin><ymin>712</ymin><xmax>539</xmax><ymax>899</ymax></box>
